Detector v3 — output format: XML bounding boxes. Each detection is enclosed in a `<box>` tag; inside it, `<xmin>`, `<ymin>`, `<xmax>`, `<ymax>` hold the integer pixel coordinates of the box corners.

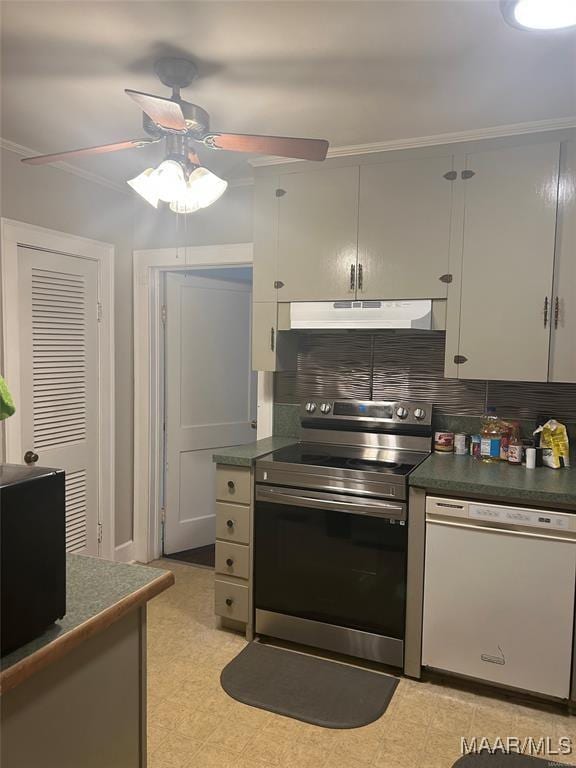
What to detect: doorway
<box><xmin>162</xmin><ymin>266</ymin><xmax>256</xmax><ymax>567</ymax></box>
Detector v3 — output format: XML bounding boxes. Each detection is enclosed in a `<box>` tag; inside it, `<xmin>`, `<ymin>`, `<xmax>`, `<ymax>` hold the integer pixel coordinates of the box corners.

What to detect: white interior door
<box><xmin>164</xmin><ymin>270</ymin><xmax>256</xmax><ymax>555</ymax></box>
<box><xmin>17</xmin><ymin>246</ymin><xmax>100</xmax><ymax>555</ymax></box>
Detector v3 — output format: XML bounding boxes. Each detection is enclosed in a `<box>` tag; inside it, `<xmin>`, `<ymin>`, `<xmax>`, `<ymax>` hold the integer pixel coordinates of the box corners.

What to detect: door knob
<box><xmin>250</xmin><ymin>419</ymin><xmax>257</xmax><ymax>430</ymax></box>
<box><xmin>24</xmin><ymin>451</ymin><xmax>39</xmax><ymax>465</ymax></box>
<box><xmin>226</xmin><ymin>558</ymin><xmax>234</xmax><ymax>567</ymax></box>
<box><xmin>225</xmin><ymin>598</ymin><xmax>233</xmax><ymax>607</ymax></box>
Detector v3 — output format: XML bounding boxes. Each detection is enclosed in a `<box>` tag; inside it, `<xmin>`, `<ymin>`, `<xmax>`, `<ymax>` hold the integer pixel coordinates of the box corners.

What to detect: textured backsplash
<box><xmin>274</xmin><ymin>331</ymin><xmax>576</xmax><ymax>421</ymax></box>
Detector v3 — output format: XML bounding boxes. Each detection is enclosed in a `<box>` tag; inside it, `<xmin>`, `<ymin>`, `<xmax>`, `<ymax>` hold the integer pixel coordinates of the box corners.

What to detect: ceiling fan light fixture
<box><xmin>502</xmin><ymin>0</ymin><xmax>576</xmax><ymax>29</ymax></box>
<box><xmin>153</xmin><ymin>159</ymin><xmax>188</xmax><ymax>202</ymax></box>
<box><xmin>127</xmin><ymin>168</ymin><xmax>160</xmax><ymax>208</ymax></box>
<box><xmin>169</xmin><ymin>166</ymin><xmax>228</xmax><ymax>214</ymax></box>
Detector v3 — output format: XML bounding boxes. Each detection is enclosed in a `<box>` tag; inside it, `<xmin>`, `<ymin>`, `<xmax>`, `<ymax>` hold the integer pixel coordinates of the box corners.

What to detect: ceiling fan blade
<box><xmin>125</xmin><ymin>89</ymin><xmax>186</xmax><ymax>131</ymax></box>
<box><xmin>21</xmin><ymin>138</ymin><xmax>160</xmax><ymax>165</ymax></box>
<box><xmin>203</xmin><ymin>133</ymin><xmax>329</xmax><ymax>161</ymax></box>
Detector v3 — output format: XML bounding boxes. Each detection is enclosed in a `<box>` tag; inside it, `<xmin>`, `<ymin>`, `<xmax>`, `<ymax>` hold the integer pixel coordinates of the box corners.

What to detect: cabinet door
<box><xmin>276</xmin><ymin>166</ymin><xmax>359</xmax><ymax>301</ymax></box>
<box><xmin>455</xmin><ymin>142</ymin><xmax>560</xmax><ymax>381</ymax></box>
<box><xmin>358</xmin><ymin>156</ymin><xmax>453</xmax><ymax>299</ymax></box>
<box><xmin>549</xmin><ymin>141</ymin><xmax>576</xmax><ymax>383</ymax></box>
<box><xmin>252</xmin><ymin>301</ymin><xmax>277</xmax><ymax>371</ymax></box>
<box><xmin>253</xmin><ymin>176</ymin><xmax>279</xmax><ymax>303</ymax></box>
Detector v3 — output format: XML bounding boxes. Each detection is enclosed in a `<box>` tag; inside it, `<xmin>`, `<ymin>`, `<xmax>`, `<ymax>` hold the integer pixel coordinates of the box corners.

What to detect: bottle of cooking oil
<box><xmin>480</xmin><ymin>407</ymin><xmax>503</xmax><ymax>463</ymax></box>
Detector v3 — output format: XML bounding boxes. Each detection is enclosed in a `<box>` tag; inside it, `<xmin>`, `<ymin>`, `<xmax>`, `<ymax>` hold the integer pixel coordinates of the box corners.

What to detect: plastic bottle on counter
<box><xmin>480</xmin><ymin>407</ymin><xmax>503</xmax><ymax>463</ymax></box>
<box><xmin>507</xmin><ymin>429</ymin><xmax>523</xmax><ymax>465</ymax></box>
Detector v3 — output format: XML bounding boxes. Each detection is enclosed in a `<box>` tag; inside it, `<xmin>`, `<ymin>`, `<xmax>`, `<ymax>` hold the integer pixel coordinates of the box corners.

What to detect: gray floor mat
<box><xmin>220</xmin><ymin>641</ymin><xmax>399</xmax><ymax>729</ymax></box>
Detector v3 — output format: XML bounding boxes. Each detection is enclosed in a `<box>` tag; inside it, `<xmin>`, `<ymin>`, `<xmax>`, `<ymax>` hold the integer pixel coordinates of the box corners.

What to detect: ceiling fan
<box><xmin>22</xmin><ymin>57</ymin><xmax>330</xmax><ymax>213</ymax></box>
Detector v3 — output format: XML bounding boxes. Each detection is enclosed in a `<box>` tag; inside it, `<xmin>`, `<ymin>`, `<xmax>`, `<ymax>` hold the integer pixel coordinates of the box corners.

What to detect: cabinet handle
<box><xmin>225</xmin><ymin>598</ymin><xmax>233</xmax><ymax>607</ymax></box>
<box><xmin>358</xmin><ymin>263</ymin><xmax>363</xmax><ymax>291</ymax></box>
<box><xmin>226</xmin><ymin>519</ymin><xmax>234</xmax><ymax>529</ymax></box>
<box><xmin>227</xmin><ymin>480</ymin><xmax>235</xmax><ymax>491</ymax></box>
<box><xmin>350</xmin><ymin>264</ymin><xmax>356</xmax><ymax>291</ymax></box>
<box><xmin>543</xmin><ymin>296</ymin><xmax>549</xmax><ymax>328</ymax></box>
<box><xmin>270</xmin><ymin>327</ymin><xmax>275</xmax><ymax>352</ymax></box>
<box><xmin>226</xmin><ymin>558</ymin><xmax>234</xmax><ymax>567</ymax></box>
<box><xmin>554</xmin><ymin>296</ymin><xmax>560</xmax><ymax>329</ymax></box>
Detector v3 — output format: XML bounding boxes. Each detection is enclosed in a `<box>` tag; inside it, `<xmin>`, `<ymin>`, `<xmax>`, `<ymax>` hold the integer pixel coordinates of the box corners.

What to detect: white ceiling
<box><xmin>1</xmin><ymin>0</ymin><xmax>575</xmax><ymax>186</ymax></box>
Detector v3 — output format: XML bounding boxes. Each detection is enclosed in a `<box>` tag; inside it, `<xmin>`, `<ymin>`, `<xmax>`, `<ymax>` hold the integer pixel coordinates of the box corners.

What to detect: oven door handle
<box><xmin>256</xmin><ymin>486</ymin><xmax>405</xmax><ymax>520</ymax></box>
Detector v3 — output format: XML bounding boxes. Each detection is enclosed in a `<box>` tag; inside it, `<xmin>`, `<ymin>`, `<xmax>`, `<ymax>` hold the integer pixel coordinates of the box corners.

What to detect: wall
<box><xmin>0</xmin><ymin>147</ymin><xmax>135</xmax><ymax>546</ymax></box>
<box><xmin>0</xmin><ymin>147</ymin><xmax>255</xmax><ymax>549</ymax></box>
<box><xmin>133</xmin><ymin>182</ymin><xmax>253</xmax><ymax>249</ymax></box>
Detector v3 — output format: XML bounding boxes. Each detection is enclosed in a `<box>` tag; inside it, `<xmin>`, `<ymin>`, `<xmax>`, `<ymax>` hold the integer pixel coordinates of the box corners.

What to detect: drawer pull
<box><xmin>226</xmin><ymin>519</ymin><xmax>235</xmax><ymax>529</ymax></box>
<box><xmin>227</xmin><ymin>480</ymin><xmax>235</xmax><ymax>491</ymax></box>
<box><xmin>225</xmin><ymin>598</ymin><xmax>233</xmax><ymax>607</ymax></box>
<box><xmin>226</xmin><ymin>558</ymin><xmax>234</xmax><ymax>567</ymax></box>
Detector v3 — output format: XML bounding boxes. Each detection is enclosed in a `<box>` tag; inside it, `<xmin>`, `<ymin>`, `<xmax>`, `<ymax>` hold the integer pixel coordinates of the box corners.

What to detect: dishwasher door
<box><xmin>422</xmin><ymin>497</ymin><xmax>576</xmax><ymax>699</ymax></box>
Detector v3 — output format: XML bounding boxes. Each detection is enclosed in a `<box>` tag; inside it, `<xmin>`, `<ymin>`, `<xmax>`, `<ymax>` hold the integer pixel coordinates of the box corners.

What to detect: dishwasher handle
<box><xmin>427</xmin><ymin>514</ymin><xmax>576</xmax><ymax>544</ymax></box>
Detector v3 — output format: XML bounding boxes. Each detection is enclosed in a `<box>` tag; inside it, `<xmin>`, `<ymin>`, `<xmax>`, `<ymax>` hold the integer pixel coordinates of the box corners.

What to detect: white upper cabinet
<box><xmin>549</xmin><ymin>141</ymin><xmax>576</xmax><ymax>383</ymax></box>
<box><xmin>452</xmin><ymin>142</ymin><xmax>560</xmax><ymax>382</ymax></box>
<box><xmin>357</xmin><ymin>156</ymin><xmax>454</xmax><ymax>299</ymax></box>
<box><xmin>275</xmin><ymin>166</ymin><xmax>359</xmax><ymax>301</ymax></box>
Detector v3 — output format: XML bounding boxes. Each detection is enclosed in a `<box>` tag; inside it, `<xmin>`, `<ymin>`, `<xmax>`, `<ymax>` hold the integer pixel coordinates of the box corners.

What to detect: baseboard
<box><xmin>114</xmin><ymin>539</ymin><xmax>135</xmax><ymax>563</ymax></box>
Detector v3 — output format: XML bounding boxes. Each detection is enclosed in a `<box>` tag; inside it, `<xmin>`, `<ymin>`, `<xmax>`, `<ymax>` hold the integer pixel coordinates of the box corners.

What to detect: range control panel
<box><xmin>300</xmin><ymin>399</ymin><xmax>432</xmax><ymax>426</ymax></box>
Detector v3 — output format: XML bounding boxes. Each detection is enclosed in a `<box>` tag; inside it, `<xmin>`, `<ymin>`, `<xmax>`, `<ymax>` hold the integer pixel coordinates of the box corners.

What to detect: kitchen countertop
<box><xmin>0</xmin><ymin>554</ymin><xmax>174</xmax><ymax>694</ymax></box>
<box><xmin>213</xmin><ymin>437</ymin><xmax>298</xmax><ymax>466</ymax></box>
<box><xmin>410</xmin><ymin>453</ymin><xmax>576</xmax><ymax>508</ymax></box>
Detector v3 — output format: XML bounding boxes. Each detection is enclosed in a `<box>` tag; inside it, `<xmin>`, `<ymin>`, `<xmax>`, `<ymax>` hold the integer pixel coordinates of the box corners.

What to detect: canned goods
<box><xmin>470</xmin><ymin>435</ymin><xmax>481</xmax><ymax>458</ymax></box>
<box><xmin>434</xmin><ymin>432</ymin><xmax>454</xmax><ymax>453</ymax></box>
<box><xmin>454</xmin><ymin>434</ymin><xmax>468</xmax><ymax>455</ymax></box>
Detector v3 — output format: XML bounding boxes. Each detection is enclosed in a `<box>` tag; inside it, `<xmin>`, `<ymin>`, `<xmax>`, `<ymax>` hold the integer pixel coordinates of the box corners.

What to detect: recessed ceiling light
<box><xmin>501</xmin><ymin>0</ymin><xmax>576</xmax><ymax>30</ymax></box>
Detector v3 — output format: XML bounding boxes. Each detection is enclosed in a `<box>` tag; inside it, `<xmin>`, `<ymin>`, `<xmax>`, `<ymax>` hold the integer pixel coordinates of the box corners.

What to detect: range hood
<box><xmin>290</xmin><ymin>300</ymin><xmax>433</xmax><ymax>330</ymax></box>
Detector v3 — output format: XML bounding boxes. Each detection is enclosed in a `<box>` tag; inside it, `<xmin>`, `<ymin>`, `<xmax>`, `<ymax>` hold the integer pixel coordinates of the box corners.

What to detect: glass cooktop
<box><xmin>263</xmin><ymin>443</ymin><xmax>428</xmax><ymax>476</ymax></box>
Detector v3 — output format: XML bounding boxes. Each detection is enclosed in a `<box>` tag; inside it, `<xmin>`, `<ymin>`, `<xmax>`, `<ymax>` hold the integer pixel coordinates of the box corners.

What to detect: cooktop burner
<box><xmin>266</xmin><ymin>443</ymin><xmax>426</xmax><ymax>476</ymax></box>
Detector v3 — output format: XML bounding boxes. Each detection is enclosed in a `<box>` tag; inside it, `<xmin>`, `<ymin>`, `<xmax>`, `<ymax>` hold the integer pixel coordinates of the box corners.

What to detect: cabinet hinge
<box><xmin>439</xmin><ymin>273</ymin><xmax>453</xmax><ymax>284</ymax></box>
<box><xmin>454</xmin><ymin>355</ymin><xmax>468</xmax><ymax>364</ymax></box>
<box><xmin>443</xmin><ymin>171</ymin><xmax>457</xmax><ymax>181</ymax></box>
<box><xmin>97</xmin><ymin>522</ymin><xmax>103</xmax><ymax>544</ymax></box>
<box><xmin>160</xmin><ymin>507</ymin><xmax>166</xmax><ymax>524</ymax></box>
<box><xmin>161</xmin><ymin>305</ymin><xmax>167</xmax><ymax>324</ymax></box>
<box><xmin>275</xmin><ymin>188</ymin><xmax>286</xmax><ymax>197</ymax></box>
<box><xmin>96</xmin><ymin>302</ymin><xmax>102</xmax><ymax>322</ymax></box>
<box><xmin>274</xmin><ymin>280</ymin><xmax>284</xmax><ymax>289</ymax></box>
<box><xmin>461</xmin><ymin>170</ymin><xmax>476</xmax><ymax>180</ymax></box>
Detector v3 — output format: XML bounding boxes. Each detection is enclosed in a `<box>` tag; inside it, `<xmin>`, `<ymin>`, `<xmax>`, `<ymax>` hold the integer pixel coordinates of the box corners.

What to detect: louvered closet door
<box><xmin>18</xmin><ymin>246</ymin><xmax>99</xmax><ymax>555</ymax></box>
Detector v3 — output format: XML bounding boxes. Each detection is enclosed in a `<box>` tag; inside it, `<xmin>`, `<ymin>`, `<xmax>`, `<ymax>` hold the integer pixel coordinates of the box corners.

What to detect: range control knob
<box><xmin>396</xmin><ymin>406</ymin><xmax>409</xmax><ymax>420</ymax></box>
<box><xmin>305</xmin><ymin>401</ymin><xmax>317</xmax><ymax>414</ymax></box>
<box><xmin>320</xmin><ymin>402</ymin><xmax>332</xmax><ymax>414</ymax></box>
<box><xmin>414</xmin><ymin>408</ymin><xmax>426</xmax><ymax>420</ymax></box>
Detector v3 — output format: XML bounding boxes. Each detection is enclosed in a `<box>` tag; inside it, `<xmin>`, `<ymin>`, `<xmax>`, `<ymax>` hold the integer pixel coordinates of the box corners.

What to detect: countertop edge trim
<box><xmin>0</xmin><ymin>569</ymin><xmax>175</xmax><ymax>695</ymax></box>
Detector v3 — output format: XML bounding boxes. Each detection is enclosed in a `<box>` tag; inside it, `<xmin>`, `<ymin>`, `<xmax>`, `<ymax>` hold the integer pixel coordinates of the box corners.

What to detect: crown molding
<box><xmin>0</xmin><ymin>137</ymin><xmax>130</xmax><ymax>195</ymax></box>
<box><xmin>227</xmin><ymin>176</ymin><xmax>254</xmax><ymax>188</ymax></box>
<box><xmin>250</xmin><ymin>116</ymin><xmax>576</xmax><ymax>167</ymax></box>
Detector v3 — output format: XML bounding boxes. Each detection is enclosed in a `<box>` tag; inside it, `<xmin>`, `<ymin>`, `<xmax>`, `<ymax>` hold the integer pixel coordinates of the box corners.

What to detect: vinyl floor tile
<box><xmin>147</xmin><ymin>560</ymin><xmax>575</xmax><ymax>768</ymax></box>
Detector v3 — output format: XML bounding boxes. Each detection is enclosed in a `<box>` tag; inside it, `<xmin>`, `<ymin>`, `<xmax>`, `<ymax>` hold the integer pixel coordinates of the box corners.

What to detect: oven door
<box><xmin>254</xmin><ymin>486</ymin><xmax>407</xmax><ymax>641</ymax></box>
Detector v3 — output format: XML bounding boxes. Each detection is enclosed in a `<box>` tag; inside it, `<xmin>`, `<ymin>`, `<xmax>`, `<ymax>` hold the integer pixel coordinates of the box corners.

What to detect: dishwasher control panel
<box><xmin>469</xmin><ymin>504</ymin><xmax>570</xmax><ymax>531</ymax></box>
<box><xmin>427</xmin><ymin>496</ymin><xmax>576</xmax><ymax>534</ymax></box>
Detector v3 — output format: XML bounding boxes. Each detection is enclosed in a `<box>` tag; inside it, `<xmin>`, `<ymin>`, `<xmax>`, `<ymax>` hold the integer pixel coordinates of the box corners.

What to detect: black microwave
<box><xmin>0</xmin><ymin>464</ymin><xmax>67</xmax><ymax>656</ymax></box>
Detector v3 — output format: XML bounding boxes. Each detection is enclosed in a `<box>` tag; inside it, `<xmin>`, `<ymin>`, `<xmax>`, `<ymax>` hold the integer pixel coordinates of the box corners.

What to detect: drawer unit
<box><xmin>216</xmin><ymin>466</ymin><xmax>251</xmax><ymax>505</ymax></box>
<box><xmin>215</xmin><ymin>502</ymin><xmax>250</xmax><ymax>544</ymax></box>
<box><xmin>215</xmin><ymin>541</ymin><xmax>250</xmax><ymax>580</ymax></box>
<box><xmin>215</xmin><ymin>578</ymin><xmax>249</xmax><ymax>624</ymax></box>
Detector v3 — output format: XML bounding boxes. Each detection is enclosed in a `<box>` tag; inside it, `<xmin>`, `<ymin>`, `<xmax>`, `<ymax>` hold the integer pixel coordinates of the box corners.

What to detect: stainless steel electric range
<box><xmin>254</xmin><ymin>399</ymin><xmax>433</xmax><ymax>668</ymax></box>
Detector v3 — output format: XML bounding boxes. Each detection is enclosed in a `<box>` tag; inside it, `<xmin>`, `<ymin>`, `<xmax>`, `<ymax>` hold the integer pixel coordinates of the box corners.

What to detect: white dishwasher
<box><xmin>422</xmin><ymin>496</ymin><xmax>576</xmax><ymax>699</ymax></box>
